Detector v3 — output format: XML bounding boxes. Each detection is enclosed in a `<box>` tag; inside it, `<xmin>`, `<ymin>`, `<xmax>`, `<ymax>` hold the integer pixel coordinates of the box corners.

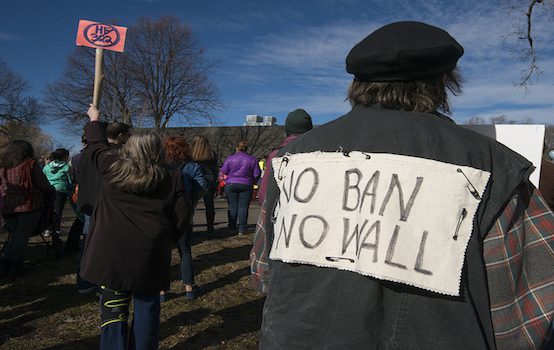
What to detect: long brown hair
<box><xmin>190</xmin><ymin>135</ymin><xmax>213</xmax><ymax>162</ymax></box>
<box><xmin>108</xmin><ymin>131</ymin><xmax>169</xmax><ymax>194</ymax></box>
<box><xmin>347</xmin><ymin>69</ymin><xmax>462</xmax><ymax>114</ymax></box>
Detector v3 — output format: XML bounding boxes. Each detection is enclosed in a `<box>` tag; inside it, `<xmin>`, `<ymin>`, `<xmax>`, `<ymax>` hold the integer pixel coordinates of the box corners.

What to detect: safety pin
<box><xmin>452</xmin><ymin>208</ymin><xmax>467</xmax><ymax>241</ymax></box>
<box><xmin>361</xmin><ymin>152</ymin><xmax>371</xmax><ymax>159</ymax></box>
<box><xmin>270</xmin><ymin>198</ymin><xmax>280</xmax><ymax>224</ymax></box>
<box><xmin>456</xmin><ymin>168</ymin><xmax>481</xmax><ymax>200</ymax></box>
<box><xmin>326</xmin><ymin>256</ymin><xmax>355</xmax><ymax>263</ymax></box>
<box><xmin>277</xmin><ymin>156</ymin><xmax>289</xmax><ymax>180</ymax></box>
<box><xmin>336</xmin><ymin>146</ymin><xmax>351</xmax><ymax>157</ymax></box>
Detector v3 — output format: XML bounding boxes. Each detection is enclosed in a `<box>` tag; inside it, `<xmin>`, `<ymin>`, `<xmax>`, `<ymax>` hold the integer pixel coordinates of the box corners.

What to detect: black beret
<box><xmin>346</xmin><ymin>21</ymin><xmax>464</xmax><ymax>82</ymax></box>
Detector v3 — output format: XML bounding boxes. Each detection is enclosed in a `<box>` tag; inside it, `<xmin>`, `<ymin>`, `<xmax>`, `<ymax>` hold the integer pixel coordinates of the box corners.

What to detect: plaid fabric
<box><xmin>250</xmin><ymin>180</ymin><xmax>554</xmax><ymax>346</ymax></box>
<box><xmin>250</xmin><ymin>199</ymin><xmax>270</xmax><ymax>293</ymax></box>
<box><xmin>0</xmin><ymin>159</ymin><xmax>44</xmax><ymax>214</ymax></box>
<box><xmin>484</xmin><ymin>183</ymin><xmax>554</xmax><ymax>350</ymax></box>
<box><xmin>251</xmin><ymin>136</ymin><xmax>300</xmax><ymax>292</ymax></box>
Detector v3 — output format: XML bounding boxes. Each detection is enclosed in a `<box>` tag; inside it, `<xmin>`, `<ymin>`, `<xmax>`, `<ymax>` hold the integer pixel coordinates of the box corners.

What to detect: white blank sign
<box><xmin>464</xmin><ymin>125</ymin><xmax>545</xmax><ymax>188</ymax></box>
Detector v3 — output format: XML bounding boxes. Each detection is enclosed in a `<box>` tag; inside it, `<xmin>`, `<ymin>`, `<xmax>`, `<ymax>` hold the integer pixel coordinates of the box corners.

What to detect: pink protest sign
<box><xmin>76</xmin><ymin>20</ymin><xmax>127</xmax><ymax>52</ymax></box>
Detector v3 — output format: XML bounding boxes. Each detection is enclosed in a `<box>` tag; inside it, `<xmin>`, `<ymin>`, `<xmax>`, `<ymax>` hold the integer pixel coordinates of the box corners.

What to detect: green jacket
<box><xmin>43</xmin><ymin>161</ymin><xmax>71</xmax><ymax>193</ymax></box>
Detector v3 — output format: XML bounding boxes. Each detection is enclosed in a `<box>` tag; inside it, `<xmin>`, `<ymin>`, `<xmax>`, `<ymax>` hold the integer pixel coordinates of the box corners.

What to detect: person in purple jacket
<box><xmin>220</xmin><ymin>140</ymin><xmax>261</xmax><ymax>235</ymax></box>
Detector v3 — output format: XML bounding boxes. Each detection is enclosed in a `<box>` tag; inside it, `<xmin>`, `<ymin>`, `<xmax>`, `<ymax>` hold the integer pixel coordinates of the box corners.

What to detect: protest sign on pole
<box><xmin>75</xmin><ymin>20</ymin><xmax>128</xmax><ymax>107</ymax></box>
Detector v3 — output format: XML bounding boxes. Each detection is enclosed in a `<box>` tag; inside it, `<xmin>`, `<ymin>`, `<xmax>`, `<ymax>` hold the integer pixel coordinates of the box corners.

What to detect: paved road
<box><xmin>193</xmin><ymin>196</ymin><xmax>261</xmax><ymax>235</ymax></box>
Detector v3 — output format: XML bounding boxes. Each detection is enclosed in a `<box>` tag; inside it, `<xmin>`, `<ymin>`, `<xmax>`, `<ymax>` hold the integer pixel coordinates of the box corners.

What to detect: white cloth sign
<box><xmin>269</xmin><ymin>151</ymin><xmax>491</xmax><ymax>296</ymax></box>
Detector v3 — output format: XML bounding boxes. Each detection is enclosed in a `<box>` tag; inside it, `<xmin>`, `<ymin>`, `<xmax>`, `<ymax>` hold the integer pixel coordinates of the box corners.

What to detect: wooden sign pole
<box><xmin>76</xmin><ymin>20</ymin><xmax>127</xmax><ymax>107</ymax></box>
<box><xmin>92</xmin><ymin>48</ymin><xmax>104</xmax><ymax>107</ymax></box>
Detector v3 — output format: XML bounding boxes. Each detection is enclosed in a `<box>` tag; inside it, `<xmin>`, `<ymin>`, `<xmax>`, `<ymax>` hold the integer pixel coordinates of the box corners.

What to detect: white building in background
<box><xmin>244</xmin><ymin>114</ymin><xmax>277</xmax><ymax>126</ymax></box>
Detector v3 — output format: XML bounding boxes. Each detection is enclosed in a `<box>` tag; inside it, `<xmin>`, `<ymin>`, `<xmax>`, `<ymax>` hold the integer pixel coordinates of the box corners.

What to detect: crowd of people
<box><xmin>1</xmin><ymin>20</ymin><xmax>553</xmax><ymax>350</ymax></box>
<box><xmin>0</xmin><ymin>105</ymin><xmax>274</xmax><ymax>348</ymax></box>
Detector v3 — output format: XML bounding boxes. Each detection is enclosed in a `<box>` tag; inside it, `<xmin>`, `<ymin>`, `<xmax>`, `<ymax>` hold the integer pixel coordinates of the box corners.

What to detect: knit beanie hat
<box><xmin>285</xmin><ymin>109</ymin><xmax>313</xmax><ymax>136</ymax></box>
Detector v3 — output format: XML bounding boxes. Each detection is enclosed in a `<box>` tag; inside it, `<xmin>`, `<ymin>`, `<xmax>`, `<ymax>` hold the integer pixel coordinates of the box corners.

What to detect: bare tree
<box><xmin>237</xmin><ymin>126</ymin><xmax>284</xmax><ymax>159</ymax></box>
<box><xmin>44</xmin><ymin>47</ymin><xmax>136</xmax><ymax>130</ymax></box>
<box><xmin>0</xmin><ymin>59</ymin><xmax>41</xmax><ymax>135</ymax></box>
<box><xmin>465</xmin><ymin>116</ymin><xmax>486</xmax><ymax>125</ymax></box>
<box><xmin>464</xmin><ymin>114</ymin><xmax>534</xmax><ymax>124</ymax></box>
<box><xmin>489</xmin><ymin>114</ymin><xmax>533</xmax><ymax>124</ymax></box>
<box><xmin>0</xmin><ymin>120</ymin><xmax>54</xmax><ymax>157</ymax></box>
<box><xmin>505</xmin><ymin>0</ymin><xmax>554</xmax><ymax>86</ymax></box>
<box><xmin>163</xmin><ymin>125</ymin><xmax>286</xmax><ymax>165</ymax></box>
<box><xmin>125</xmin><ymin>17</ymin><xmax>220</xmax><ymax>130</ymax></box>
<box><xmin>45</xmin><ymin>17</ymin><xmax>220</xmax><ymax>132</ymax></box>
<box><xmin>201</xmin><ymin>126</ymin><xmax>283</xmax><ymax>162</ymax></box>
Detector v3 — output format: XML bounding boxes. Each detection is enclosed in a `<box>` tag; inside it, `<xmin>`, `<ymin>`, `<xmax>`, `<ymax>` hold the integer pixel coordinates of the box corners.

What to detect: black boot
<box><xmin>0</xmin><ymin>258</ymin><xmax>11</xmax><ymax>278</ymax></box>
<box><xmin>52</xmin><ymin>231</ymin><xmax>64</xmax><ymax>259</ymax></box>
<box><xmin>7</xmin><ymin>260</ymin><xmax>23</xmax><ymax>281</ymax></box>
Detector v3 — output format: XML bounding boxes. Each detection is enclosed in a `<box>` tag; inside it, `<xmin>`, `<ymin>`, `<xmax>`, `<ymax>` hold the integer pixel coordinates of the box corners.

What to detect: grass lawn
<box><xmin>0</xmin><ymin>199</ymin><xmax>264</xmax><ymax>349</ymax></box>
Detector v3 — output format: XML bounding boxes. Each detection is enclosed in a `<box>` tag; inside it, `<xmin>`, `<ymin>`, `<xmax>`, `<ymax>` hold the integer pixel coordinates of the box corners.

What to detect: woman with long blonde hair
<box><xmin>190</xmin><ymin>135</ymin><xmax>219</xmax><ymax>234</ymax></box>
<box><xmin>80</xmin><ymin>105</ymin><xmax>191</xmax><ymax>350</ymax></box>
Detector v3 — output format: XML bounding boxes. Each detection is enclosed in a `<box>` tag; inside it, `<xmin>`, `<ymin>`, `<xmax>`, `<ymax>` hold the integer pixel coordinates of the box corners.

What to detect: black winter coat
<box><xmin>76</xmin><ymin>122</ymin><xmax>120</xmax><ymax>216</ymax></box>
<box><xmin>80</xmin><ymin>121</ymin><xmax>192</xmax><ymax>293</ymax></box>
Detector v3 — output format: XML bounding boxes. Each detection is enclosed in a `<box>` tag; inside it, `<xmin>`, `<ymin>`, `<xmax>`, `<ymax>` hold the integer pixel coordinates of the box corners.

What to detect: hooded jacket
<box><xmin>42</xmin><ymin>160</ymin><xmax>71</xmax><ymax>193</ymax></box>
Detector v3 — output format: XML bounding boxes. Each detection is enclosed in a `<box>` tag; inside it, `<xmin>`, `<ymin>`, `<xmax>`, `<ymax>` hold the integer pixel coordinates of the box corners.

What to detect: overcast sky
<box><xmin>1</xmin><ymin>0</ymin><xmax>553</xmax><ymax>148</ymax></box>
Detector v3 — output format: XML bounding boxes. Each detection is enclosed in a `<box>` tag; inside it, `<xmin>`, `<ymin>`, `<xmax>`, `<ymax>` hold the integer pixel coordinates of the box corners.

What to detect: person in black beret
<box><xmin>254</xmin><ymin>21</ymin><xmax>554</xmax><ymax>350</ymax></box>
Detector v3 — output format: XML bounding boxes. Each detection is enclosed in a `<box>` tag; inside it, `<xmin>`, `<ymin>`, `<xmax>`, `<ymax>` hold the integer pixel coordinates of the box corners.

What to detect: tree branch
<box><xmin>520</xmin><ymin>0</ymin><xmax>545</xmax><ymax>86</ymax></box>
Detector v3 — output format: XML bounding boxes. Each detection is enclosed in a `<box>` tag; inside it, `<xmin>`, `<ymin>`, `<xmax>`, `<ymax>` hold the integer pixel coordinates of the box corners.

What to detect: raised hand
<box><xmin>87</xmin><ymin>104</ymin><xmax>100</xmax><ymax>122</ymax></box>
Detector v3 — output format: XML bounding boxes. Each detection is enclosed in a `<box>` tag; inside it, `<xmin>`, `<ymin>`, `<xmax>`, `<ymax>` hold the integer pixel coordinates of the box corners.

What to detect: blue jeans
<box><xmin>177</xmin><ymin>223</ymin><xmax>194</xmax><ymax>286</ymax></box>
<box><xmin>224</xmin><ymin>183</ymin><xmax>252</xmax><ymax>232</ymax></box>
<box><xmin>99</xmin><ymin>287</ymin><xmax>160</xmax><ymax>350</ymax></box>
